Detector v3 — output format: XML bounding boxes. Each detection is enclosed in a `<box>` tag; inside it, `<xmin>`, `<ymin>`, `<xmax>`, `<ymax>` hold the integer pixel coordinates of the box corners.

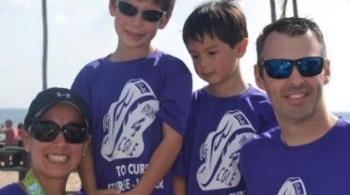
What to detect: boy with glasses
<box><xmin>71</xmin><ymin>0</ymin><xmax>192</xmax><ymax>194</ymax></box>
<box><xmin>174</xmin><ymin>1</ymin><xmax>277</xmax><ymax>194</ymax></box>
<box><xmin>240</xmin><ymin>17</ymin><xmax>350</xmax><ymax>194</ymax></box>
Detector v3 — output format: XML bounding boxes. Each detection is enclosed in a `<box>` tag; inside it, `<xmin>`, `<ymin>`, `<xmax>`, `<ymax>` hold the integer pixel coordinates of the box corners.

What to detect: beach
<box><xmin>0</xmin><ymin>171</ymin><xmax>81</xmax><ymax>191</ymax></box>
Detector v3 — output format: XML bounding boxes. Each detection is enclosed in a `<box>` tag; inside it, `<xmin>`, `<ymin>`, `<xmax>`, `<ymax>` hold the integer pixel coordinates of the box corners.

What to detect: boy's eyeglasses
<box><xmin>29</xmin><ymin>121</ymin><xmax>88</xmax><ymax>144</ymax></box>
<box><xmin>117</xmin><ymin>0</ymin><xmax>166</xmax><ymax>22</ymax></box>
<box><xmin>261</xmin><ymin>56</ymin><xmax>324</xmax><ymax>79</ymax></box>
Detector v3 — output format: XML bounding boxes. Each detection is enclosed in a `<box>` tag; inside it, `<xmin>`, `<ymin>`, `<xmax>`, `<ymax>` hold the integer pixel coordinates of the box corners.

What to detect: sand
<box><xmin>0</xmin><ymin>171</ymin><xmax>81</xmax><ymax>191</ymax></box>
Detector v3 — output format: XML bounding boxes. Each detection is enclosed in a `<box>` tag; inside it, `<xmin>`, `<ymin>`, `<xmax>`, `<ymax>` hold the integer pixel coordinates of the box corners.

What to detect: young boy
<box><xmin>175</xmin><ymin>1</ymin><xmax>277</xmax><ymax>194</ymax></box>
<box><xmin>71</xmin><ymin>0</ymin><xmax>192</xmax><ymax>194</ymax></box>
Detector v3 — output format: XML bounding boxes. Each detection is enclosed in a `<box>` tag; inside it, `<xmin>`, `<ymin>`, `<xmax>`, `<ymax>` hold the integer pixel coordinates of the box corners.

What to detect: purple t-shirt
<box><xmin>0</xmin><ymin>183</ymin><xmax>26</xmax><ymax>195</ymax></box>
<box><xmin>71</xmin><ymin>50</ymin><xmax>192</xmax><ymax>194</ymax></box>
<box><xmin>177</xmin><ymin>86</ymin><xmax>277</xmax><ymax>195</ymax></box>
<box><xmin>240</xmin><ymin>118</ymin><xmax>350</xmax><ymax>195</ymax></box>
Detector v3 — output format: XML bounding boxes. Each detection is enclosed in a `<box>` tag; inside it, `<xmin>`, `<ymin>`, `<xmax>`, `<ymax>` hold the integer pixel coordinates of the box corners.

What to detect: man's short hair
<box><xmin>256</xmin><ymin>17</ymin><xmax>326</xmax><ymax>67</ymax></box>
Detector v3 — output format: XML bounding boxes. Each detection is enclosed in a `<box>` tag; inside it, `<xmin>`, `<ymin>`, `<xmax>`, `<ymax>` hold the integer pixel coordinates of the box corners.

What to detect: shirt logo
<box><xmin>277</xmin><ymin>177</ymin><xmax>308</xmax><ymax>195</ymax></box>
<box><xmin>197</xmin><ymin>110</ymin><xmax>256</xmax><ymax>191</ymax></box>
<box><xmin>101</xmin><ymin>79</ymin><xmax>159</xmax><ymax>161</ymax></box>
<box><xmin>56</xmin><ymin>91</ymin><xmax>71</xmax><ymax>98</ymax></box>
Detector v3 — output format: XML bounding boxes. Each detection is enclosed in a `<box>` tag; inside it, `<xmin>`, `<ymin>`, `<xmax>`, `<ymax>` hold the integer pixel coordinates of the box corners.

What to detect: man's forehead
<box><xmin>263</xmin><ymin>31</ymin><xmax>323</xmax><ymax>60</ymax></box>
<box><xmin>135</xmin><ymin>0</ymin><xmax>159</xmax><ymax>3</ymax></box>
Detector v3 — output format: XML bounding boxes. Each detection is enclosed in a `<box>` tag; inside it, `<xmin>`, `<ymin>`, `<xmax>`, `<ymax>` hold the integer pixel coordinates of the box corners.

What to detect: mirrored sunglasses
<box><xmin>261</xmin><ymin>56</ymin><xmax>324</xmax><ymax>79</ymax></box>
<box><xmin>29</xmin><ymin>121</ymin><xmax>88</xmax><ymax>144</ymax></box>
<box><xmin>117</xmin><ymin>0</ymin><xmax>166</xmax><ymax>22</ymax></box>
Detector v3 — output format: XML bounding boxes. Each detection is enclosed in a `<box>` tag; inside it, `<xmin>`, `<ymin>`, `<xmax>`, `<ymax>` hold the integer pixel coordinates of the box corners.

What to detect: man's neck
<box><xmin>278</xmin><ymin>110</ymin><xmax>338</xmax><ymax>146</ymax></box>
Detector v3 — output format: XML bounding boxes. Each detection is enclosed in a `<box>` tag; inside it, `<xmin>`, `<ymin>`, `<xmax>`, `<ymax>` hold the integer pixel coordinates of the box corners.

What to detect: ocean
<box><xmin>0</xmin><ymin>108</ymin><xmax>27</xmax><ymax>126</ymax></box>
<box><xmin>1</xmin><ymin>108</ymin><xmax>350</xmax><ymax>127</ymax></box>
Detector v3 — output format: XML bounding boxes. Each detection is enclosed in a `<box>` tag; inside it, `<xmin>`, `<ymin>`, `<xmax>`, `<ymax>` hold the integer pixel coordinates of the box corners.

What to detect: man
<box><xmin>239</xmin><ymin>17</ymin><xmax>350</xmax><ymax>195</ymax></box>
<box><xmin>3</xmin><ymin>119</ymin><xmax>18</xmax><ymax>145</ymax></box>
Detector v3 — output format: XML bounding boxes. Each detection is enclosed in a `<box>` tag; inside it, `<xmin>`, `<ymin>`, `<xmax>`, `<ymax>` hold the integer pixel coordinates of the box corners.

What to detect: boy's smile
<box><xmin>109</xmin><ymin>0</ymin><xmax>169</xmax><ymax>60</ymax></box>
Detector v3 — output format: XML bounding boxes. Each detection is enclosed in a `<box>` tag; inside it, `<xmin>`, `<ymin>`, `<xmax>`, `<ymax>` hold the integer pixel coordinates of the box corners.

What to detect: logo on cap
<box><xmin>56</xmin><ymin>91</ymin><xmax>71</xmax><ymax>98</ymax></box>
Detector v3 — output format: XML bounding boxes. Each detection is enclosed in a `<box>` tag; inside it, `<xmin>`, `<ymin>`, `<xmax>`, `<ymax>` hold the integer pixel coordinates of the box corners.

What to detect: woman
<box><xmin>0</xmin><ymin>87</ymin><xmax>90</xmax><ymax>195</ymax></box>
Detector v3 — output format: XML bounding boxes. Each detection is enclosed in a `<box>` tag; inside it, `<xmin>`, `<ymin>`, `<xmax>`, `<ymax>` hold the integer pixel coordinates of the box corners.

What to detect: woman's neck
<box><xmin>32</xmin><ymin>169</ymin><xmax>67</xmax><ymax>195</ymax></box>
<box><xmin>278</xmin><ymin>105</ymin><xmax>338</xmax><ymax>146</ymax></box>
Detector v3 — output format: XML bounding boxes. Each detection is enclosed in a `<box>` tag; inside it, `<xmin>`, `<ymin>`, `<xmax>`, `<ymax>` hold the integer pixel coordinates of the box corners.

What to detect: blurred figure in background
<box><xmin>3</xmin><ymin>119</ymin><xmax>19</xmax><ymax>145</ymax></box>
<box><xmin>17</xmin><ymin>122</ymin><xmax>25</xmax><ymax>146</ymax></box>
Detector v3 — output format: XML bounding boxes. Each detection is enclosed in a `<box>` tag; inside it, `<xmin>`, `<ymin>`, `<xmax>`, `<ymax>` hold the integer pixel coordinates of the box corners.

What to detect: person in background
<box><xmin>240</xmin><ymin>17</ymin><xmax>350</xmax><ymax>194</ymax></box>
<box><xmin>174</xmin><ymin>1</ymin><xmax>276</xmax><ymax>194</ymax></box>
<box><xmin>71</xmin><ymin>0</ymin><xmax>192</xmax><ymax>194</ymax></box>
<box><xmin>3</xmin><ymin>119</ymin><xmax>19</xmax><ymax>145</ymax></box>
<box><xmin>0</xmin><ymin>87</ymin><xmax>90</xmax><ymax>195</ymax></box>
<box><xmin>0</xmin><ymin>123</ymin><xmax>5</xmax><ymax>146</ymax></box>
<box><xmin>17</xmin><ymin>122</ymin><xmax>25</xmax><ymax>146</ymax></box>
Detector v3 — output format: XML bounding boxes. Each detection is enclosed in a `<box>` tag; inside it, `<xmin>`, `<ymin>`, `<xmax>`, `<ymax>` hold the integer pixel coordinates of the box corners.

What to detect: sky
<box><xmin>1</xmin><ymin>0</ymin><xmax>350</xmax><ymax>112</ymax></box>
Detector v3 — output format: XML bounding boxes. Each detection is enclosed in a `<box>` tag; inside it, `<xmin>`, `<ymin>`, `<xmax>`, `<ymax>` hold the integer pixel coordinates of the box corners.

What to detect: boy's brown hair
<box><xmin>182</xmin><ymin>0</ymin><xmax>248</xmax><ymax>48</ymax></box>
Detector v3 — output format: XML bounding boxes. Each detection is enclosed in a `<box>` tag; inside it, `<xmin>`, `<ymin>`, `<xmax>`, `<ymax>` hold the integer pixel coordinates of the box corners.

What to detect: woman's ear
<box><xmin>82</xmin><ymin>136</ymin><xmax>91</xmax><ymax>157</ymax></box>
<box><xmin>22</xmin><ymin>131</ymin><xmax>32</xmax><ymax>153</ymax></box>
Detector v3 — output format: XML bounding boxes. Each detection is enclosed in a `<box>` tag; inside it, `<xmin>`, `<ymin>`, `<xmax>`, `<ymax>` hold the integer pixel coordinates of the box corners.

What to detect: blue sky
<box><xmin>1</xmin><ymin>0</ymin><xmax>350</xmax><ymax>112</ymax></box>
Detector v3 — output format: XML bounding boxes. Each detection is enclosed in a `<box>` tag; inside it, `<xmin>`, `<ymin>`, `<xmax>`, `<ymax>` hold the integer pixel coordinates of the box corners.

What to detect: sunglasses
<box><xmin>29</xmin><ymin>121</ymin><xmax>88</xmax><ymax>144</ymax></box>
<box><xmin>261</xmin><ymin>56</ymin><xmax>324</xmax><ymax>79</ymax></box>
<box><xmin>117</xmin><ymin>0</ymin><xmax>166</xmax><ymax>22</ymax></box>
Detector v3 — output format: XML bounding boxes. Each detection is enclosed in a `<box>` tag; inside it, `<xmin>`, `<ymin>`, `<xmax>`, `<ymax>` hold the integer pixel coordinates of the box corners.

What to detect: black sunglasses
<box><xmin>261</xmin><ymin>56</ymin><xmax>324</xmax><ymax>79</ymax></box>
<box><xmin>29</xmin><ymin>121</ymin><xmax>88</xmax><ymax>144</ymax></box>
<box><xmin>117</xmin><ymin>0</ymin><xmax>166</xmax><ymax>22</ymax></box>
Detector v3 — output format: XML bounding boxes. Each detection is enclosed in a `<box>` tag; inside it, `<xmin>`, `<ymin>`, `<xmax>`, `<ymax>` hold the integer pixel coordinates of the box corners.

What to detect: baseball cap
<box><xmin>24</xmin><ymin>87</ymin><xmax>90</xmax><ymax>132</ymax></box>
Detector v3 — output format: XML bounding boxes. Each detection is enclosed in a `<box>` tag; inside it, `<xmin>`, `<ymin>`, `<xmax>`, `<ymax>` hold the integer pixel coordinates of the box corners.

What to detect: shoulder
<box><xmin>0</xmin><ymin>183</ymin><xmax>26</xmax><ymax>194</ymax></box>
<box><xmin>191</xmin><ymin>88</ymin><xmax>209</xmax><ymax>106</ymax></box>
<box><xmin>332</xmin><ymin>118</ymin><xmax>350</xmax><ymax>137</ymax></box>
<box><xmin>241</xmin><ymin>128</ymin><xmax>280</xmax><ymax>155</ymax></box>
<box><xmin>192</xmin><ymin>88</ymin><xmax>205</xmax><ymax>99</ymax></box>
<box><xmin>73</xmin><ymin>57</ymin><xmax>109</xmax><ymax>86</ymax></box>
<box><xmin>239</xmin><ymin>128</ymin><xmax>280</xmax><ymax>174</ymax></box>
<box><xmin>156</xmin><ymin>51</ymin><xmax>191</xmax><ymax>74</ymax></box>
<box><xmin>243</xmin><ymin>85</ymin><xmax>271</xmax><ymax>104</ymax></box>
<box><xmin>240</xmin><ymin>85</ymin><xmax>277</xmax><ymax>130</ymax></box>
<box><xmin>78</xmin><ymin>57</ymin><xmax>107</xmax><ymax>74</ymax></box>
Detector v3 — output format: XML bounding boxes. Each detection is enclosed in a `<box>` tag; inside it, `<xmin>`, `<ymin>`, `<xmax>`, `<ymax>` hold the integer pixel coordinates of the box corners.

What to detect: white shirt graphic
<box><xmin>277</xmin><ymin>177</ymin><xmax>308</xmax><ymax>195</ymax></box>
<box><xmin>101</xmin><ymin>79</ymin><xmax>159</xmax><ymax>161</ymax></box>
<box><xmin>197</xmin><ymin>110</ymin><xmax>256</xmax><ymax>191</ymax></box>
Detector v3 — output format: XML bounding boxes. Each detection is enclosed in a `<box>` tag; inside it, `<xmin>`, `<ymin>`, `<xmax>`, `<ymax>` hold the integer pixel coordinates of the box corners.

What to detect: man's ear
<box><xmin>236</xmin><ymin>38</ymin><xmax>248</xmax><ymax>57</ymax></box>
<box><xmin>254</xmin><ymin>64</ymin><xmax>266</xmax><ymax>90</ymax></box>
<box><xmin>323</xmin><ymin>59</ymin><xmax>331</xmax><ymax>85</ymax></box>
